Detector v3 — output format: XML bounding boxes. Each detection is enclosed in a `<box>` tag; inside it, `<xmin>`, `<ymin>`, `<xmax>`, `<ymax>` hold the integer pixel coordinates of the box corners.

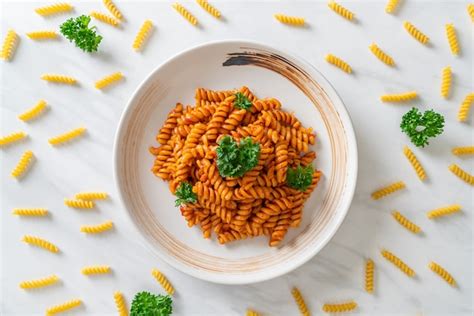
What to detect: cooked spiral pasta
<box><xmin>20</xmin><ymin>274</ymin><xmax>59</xmax><ymax>289</ymax></box>
<box><xmin>369</xmin><ymin>43</ymin><xmax>395</xmax><ymax>66</ymax></box>
<box><xmin>325</xmin><ymin>54</ymin><xmax>352</xmax><ymax>73</ymax></box>
<box><xmin>35</xmin><ymin>2</ymin><xmax>73</xmax><ymax>16</ymax></box>
<box><xmin>95</xmin><ymin>72</ymin><xmax>124</xmax><ymax>89</ymax></box>
<box><xmin>114</xmin><ymin>291</ymin><xmax>128</xmax><ymax>316</ymax></box>
<box><xmin>103</xmin><ymin>0</ymin><xmax>123</xmax><ymax>20</ymax></box>
<box><xmin>132</xmin><ymin>20</ymin><xmax>153</xmax><ymax>51</ymax></box>
<box><xmin>445</xmin><ymin>23</ymin><xmax>460</xmax><ymax>56</ymax></box>
<box><xmin>403</xmin><ymin>21</ymin><xmax>429</xmax><ymax>45</ymax></box>
<box><xmin>196</xmin><ymin>0</ymin><xmax>221</xmax><ymax>18</ymax></box>
<box><xmin>291</xmin><ymin>287</ymin><xmax>310</xmax><ymax>316</ymax></box>
<box><xmin>41</xmin><ymin>74</ymin><xmax>77</xmax><ymax>85</ymax></box>
<box><xmin>64</xmin><ymin>198</ymin><xmax>95</xmax><ymax>209</ymax></box>
<box><xmin>403</xmin><ymin>146</ymin><xmax>426</xmax><ymax>181</ymax></box>
<box><xmin>0</xmin><ymin>29</ymin><xmax>19</xmax><ymax>61</ymax></box>
<box><xmin>246</xmin><ymin>309</ymin><xmax>261</xmax><ymax>316</ymax></box>
<box><xmin>429</xmin><ymin>261</ymin><xmax>456</xmax><ymax>287</ymax></box>
<box><xmin>380</xmin><ymin>91</ymin><xmax>417</xmax><ymax>102</ymax></box>
<box><xmin>328</xmin><ymin>0</ymin><xmax>355</xmax><ymax>21</ymax></box>
<box><xmin>427</xmin><ymin>204</ymin><xmax>461</xmax><ymax>219</ymax></box>
<box><xmin>75</xmin><ymin>192</ymin><xmax>108</xmax><ymax>200</ymax></box>
<box><xmin>274</xmin><ymin>14</ymin><xmax>305</xmax><ymax>26</ymax></box>
<box><xmin>12</xmin><ymin>208</ymin><xmax>48</xmax><ymax>217</ymax></box>
<box><xmin>371</xmin><ymin>181</ymin><xmax>406</xmax><ymax>200</ymax></box>
<box><xmin>365</xmin><ymin>259</ymin><xmax>374</xmax><ymax>294</ymax></box>
<box><xmin>90</xmin><ymin>11</ymin><xmax>120</xmax><ymax>26</ymax></box>
<box><xmin>81</xmin><ymin>265</ymin><xmax>111</xmax><ymax>275</ymax></box>
<box><xmin>0</xmin><ymin>131</ymin><xmax>27</xmax><ymax>147</ymax></box>
<box><xmin>440</xmin><ymin>66</ymin><xmax>452</xmax><ymax>98</ymax></box>
<box><xmin>46</xmin><ymin>299</ymin><xmax>82</xmax><ymax>316</ymax></box>
<box><xmin>381</xmin><ymin>249</ymin><xmax>415</xmax><ymax>277</ymax></box>
<box><xmin>48</xmin><ymin>127</ymin><xmax>86</xmax><ymax>145</ymax></box>
<box><xmin>18</xmin><ymin>99</ymin><xmax>47</xmax><ymax>122</ymax></box>
<box><xmin>392</xmin><ymin>211</ymin><xmax>421</xmax><ymax>234</ymax></box>
<box><xmin>172</xmin><ymin>3</ymin><xmax>198</xmax><ymax>25</ymax></box>
<box><xmin>27</xmin><ymin>31</ymin><xmax>58</xmax><ymax>40</ymax></box>
<box><xmin>80</xmin><ymin>220</ymin><xmax>114</xmax><ymax>234</ymax></box>
<box><xmin>448</xmin><ymin>164</ymin><xmax>474</xmax><ymax>185</ymax></box>
<box><xmin>468</xmin><ymin>4</ymin><xmax>474</xmax><ymax>22</ymax></box>
<box><xmin>457</xmin><ymin>93</ymin><xmax>474</xmax><ymax>122</ymax></box>
<box><xmin>22</xmin><ymin>235</ymin><xmax>59</xmax><ymax>253</ymax></box>
<box><xmin>11</xmin><ymin>150</ymin><xmax>34</xmax><ymax>179</ymax></box>
<box><xmin>452</xmin><ymin>146</ymin><xmax>474</xmax><ymax>156</ymax></box>
<box><xmin>385</xmin><ymin>0</ymin><xmax>400</xmax><ymax>14</ymax></box>
<box><xmin>322</xmin><ymin>301</ymin><xmax>357</xmax><ymax>313</ymax></box>
<box><xmin>151</xmin><ymin>268</ymin><xmax>175</xmax><ymax>295</ymax></box>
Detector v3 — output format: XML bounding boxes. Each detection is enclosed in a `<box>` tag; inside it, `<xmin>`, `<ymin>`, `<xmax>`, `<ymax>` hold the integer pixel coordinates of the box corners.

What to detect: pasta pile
<box><xmin>150</xmin><ymin>86</ymin><xmax>320</xmax><ymax>246</ymax></box>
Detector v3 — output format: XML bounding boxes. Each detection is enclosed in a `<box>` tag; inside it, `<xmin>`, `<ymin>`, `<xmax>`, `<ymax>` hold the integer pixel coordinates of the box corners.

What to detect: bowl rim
<box><xmin>113</xmin><ymin>39</ymin><xmax>358</xmax><ymax>284</ymax></box>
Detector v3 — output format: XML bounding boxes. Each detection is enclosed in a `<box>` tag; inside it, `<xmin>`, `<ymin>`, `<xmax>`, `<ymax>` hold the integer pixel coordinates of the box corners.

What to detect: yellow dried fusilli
<box><xmin>371</xmin><ymin>181</ymin><xmax>406</xmax><ymax>200</ymax></box>
<box><xmin>468</xmin><ymin>4</ymin><xmax>474</xmax><ymax>22</ymax></box>
<box><xmin>322</xmin><ymin>301</ymin><xmax>357</xmax><ymax>313</ymax></box>
<box><xmin>48</xmin><ymin>127</ymin><xmax>86</xmax><ymax>145</ymax></box>
<box><xmin>11</xmin><ymin>150</ymin><xmax>34</xmax><ymax>179</ymax></box>
<box><xmin>35</xmin><ymin>2</ymin><xmax>73</xmax><ymax>16</ymax></box>
<box><xmin>429</xmin><ymin>261</ymin><xmax>456</xmax><ymax>287</ymax></box>
<box><xmin>385</xmin><ymin>0</ymin><xmax>400</xmax><ymax>14</ymax></box>
<box><xmin>246</xmin><ymin>309</ymin><xmax>261</xmax><ymax>316</ymax></box>
<box><xmin>457</xmin><ymin>93</ymin><xmax>474</xmax><ymax>122</ymax></box>
<box><xmin>95</xmin><ymin>72</ymin><xmax>124</xmax><ymax>89</ymax></box>
<box><xmin>0</xmin><ymin>131</ymin><xmax>27</xmax><ymax>147</ymax></box>
<box><xmin>75</xmin><ymin>192</ymin><xmax>108</xmax><ymax>200</ymax></box>
<box><xmin>381</xmin><ymin>249</ymin><xmax>415</xmax><ymax>277</ymax></box>
<box><xmin>403</xmin><ymin>21</ymin><xmax>429</xmax><ymax>45</ymax></box>
<box><xmin>328</xmin><ymin>0</ymin><xmax>355</xmax><ymax>21</ymax></box>
<box><xmin>27</xmin><ymin>31</ymin><xmax>58</xmax><ymax>40</ymax></box>
<box><xmin>325</xmin><ymin>54</ymin><xmax>352</xmax><ymax>73</ymax></box>
<box><xmin>64</xmin><ymin>198</ymin><xmax>95</xmax><ymax>209</ymax></box>
<box><xmin>172</xmin><ymin>3</ymin><xmax>198</xmax><ymax>25</ymax></box>
<box><xmin>291</xmin><ymin>287</ymin><xmax>310</xmax><ymax>316</ymax></box>
<box><xmin>103</xmin><ymin>0</ymin><xmax>123</xmax><ymax>20</ymax></box>
<box><xmin>392</xmin><ymin>211</ymin><xmax>421</xmax><ymax>234</ymax></box>
<box><xmin>445</xmin><ymin>23</ymin><xmax>460</xmax><ymax>56</ymax></box>
<box><xmin>427</xmin><ymin>204</ymin><xmax>461</xmax><ymax>219</ymax></box>
<box><xmin>22</xmin><ymin>235</ymin><xmax>59</xmax><ymax>253</ymax></box>
<box><xmin>18</xmin><ymin>99</ymin><xmax>47</xmax><ymax>121</ymax></box>
<box><xmin>12</xmin><ymin>208</ymin><xmax>48</xmax><ymax>217</ymax></box>
<box><xmin>133</xmin><ymin>20</ymin><xmax>153</xmax><ymax>52</ymax></box>
<box><xmin>90</xmin><ymin>11</ymin><xmax>120</xmax><ymax>26</ymax></box>
<box><xmin>369</xmin><ymin>43</ymin><xmax>395</xmax><ymax>66</ymax></box>
<box><xmin>403</xmin><ymin>146</ymin><xmax>426</xmax><ymax>181</ymax></box>
<box><xmin>380</xmin><ymin>91</ymin><xmax>418</xmax><ymax>102</ymax></box>
<box><xmin>81</xmin><ymin>265</ymin><xmax>111</xmax><ymax>275</ymax></box>
<box><xmin>274</xmin><ymin>14</ymin><xmax>305</xmax><ymax>26</ymax></box>
<box><xmin>440</xmin><ymin>66</ymin><xmax>452</xmax><ymax>98</ymax></box>
<box><xmin>0</xmin><ymin>29</ymin><xmax>19</xmax><ymax>61</ymax></box>
<box><xmin>449</xmin><ymin>164</ymin><xmax>474</xmax><ymax>185</ymax></box>
<box><xmin>114</xmin><ymin>291</ymin><xmax>128</xmax><ymax>316</ymax></box>
<box><xmin>365</xmin><ymin>259</ymin><xmax>374</xmax><ymax>294</ymax></box>
<box><xmin>20</xmin><ymin>274</ymin><xmax>59</xmax><ymax>289</ymax></box>
<box><xmin>196</xmin><ymin>0</ymin><xmax>221</xmax><ymax>18</ymax></box>
<box><xmin>452</xmin><ymin>146</ymin><xmax>474</xmax><ymax>156</ymax></box>
<box><xmin>151</xmin><ymin>268</ymin><xmax>175</xmax><ymax>295</ymax></box>
<box><xmin>41</xmin><ymin>74</ymin><xmax>77</xmax><ymax>85</ymax></box>
<box><xmin>46</xmin><ymin>299</ymin><xmax>82</xmax><ymax>316</ymax></box>
<box><xmin>80</xmin><ymin>220</ymin><xmax>114</xmax><ymax>234</ymax></box>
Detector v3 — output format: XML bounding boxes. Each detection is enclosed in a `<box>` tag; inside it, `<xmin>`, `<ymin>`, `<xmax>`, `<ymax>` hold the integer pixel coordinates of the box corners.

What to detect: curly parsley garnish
<box><xmin>234</xmin><ymin>92</ymin><xmax>252</xmax><ymax>110</ymax></box>
<box><xmin>60</xmin><ymin>15</ymin><xmax>102</xmax><ymax>52</ymax></box>
<box><xmin>287</xmin><ymin>164</ymin><xmax>314</xmax><ymax>191</ymax></box>
<box><xmin>400</xmin><ymin>108</ymin><xmax>444</xmax><ymax>147</ymax></box>
<box><xmin>174</xmin><ymin>182</ymin><xmax>197</xmax><ymax>206</ymax></box>
<box><xmin>216</xmin><ymin>135</ymin><xmax>260</xmax><ymax>178</ymax></box>
<box><xmin>130</xmin><ymin>291</ymin><xmax>172</xmax><ymax>316</ymax></box>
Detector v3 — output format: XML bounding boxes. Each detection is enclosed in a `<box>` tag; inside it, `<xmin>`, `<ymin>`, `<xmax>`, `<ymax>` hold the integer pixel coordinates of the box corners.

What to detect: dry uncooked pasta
<box><xmin>133</xmin><ymin>20</ymin><xmax>153</xmax><ymax>52</ymax></box>
<box><xmin>246</xmin><ymin>309</ymin><xmax>261</xmax><ymax>316</ymax></box>
<box><xmin>440</xmin><ymin>66</ymin><xmax>452</xmax><ymax>98</ymax></box>
<box><xmin>18</xmin><ymin>99</ymin><xmax>47</xmax><ymax>121</ymax></box>
<box><xmin>371</xmin><ymin>181</ymin><xmax>405</xmax><ymax>200</ymax></box>
<box><xmin>22</xmin><ymin>235</ymin><xmax>59</xmax><ymax>253</ymax></box>
<box><xmin>80</xmin><ymin>220</ymin><xmax>114</xmax><ymax>234</ymax></box>
<box><xmin>11</xmin><ymin>150</ymin><xmax>34</xmax><ymax>179</ymax></box>
<box><xmin>0</xmin><ymin>29</ymin><xmax>19</xmax><ymax>61</ymax></box>
<box><xmin>12</xmin><ymin>208</ymin><xmax>48</xmax><ymax>217</ymax></box>
<box><xmin>380</xmin><ymin>91</ymin><xmax>417</xmax><ymax>102</ymax></box>
<box><xmin>0</xmin><ymin>131</ymin><xmax>27</xmax><ymax>147</ymax></box>
<box><xmin>48</xmin><ymin>127</ymin><xmax>86</xmax><ymax>145</ymax></box>
<box><xmin>457</xmin><ymin>93</ymin><xmax>474</xmax><ymax>122</ymax></box>
<box><xmin>427</xmin><ymin>204</ymin><xmax>461</xmax><ymax>219</ymax></box>
<box><xmin>468</xmin><ymin>4</ymin><xmax>474</xmax><ymax>22</ymax></box>
<box><xmin>365</xmin><ymin>259</ymin><xmax>374</xmax><ymax>294</ymax></box>
<box><xmin>64</xmin><ymin>198</ymin><xmax>95</xmax><ymax>209</ymax></box>
<box><xmin>95</xmin><ymin>72</ymin><xmax>124</xmax><ymax>89</ymax></box>
<box><xmin>41</xmin><ymin>74</ymin><xmax>77</xmax><ymax>85</ymax></box>
<box><xmin>75</xmin><ymin>192</ymin><xmax>108</xmax><ymax>200</ymax></box>
<box><xmin>392</xmin><ymin>211</ymin><xmax>421</xmax><ymax>234</ymax></box>
<box><xmin>114</xmin><ymin>291</ymin><xmax>128</xmax><ymax>316</ymax></box>
<box><xmin>151</xmin><ymin>268</ymin><xmax>175</xmax><ymax>295</ymax></box>
<box><xmin>429</xmin><ymin>261</ymin><xmax>456</xmax><ymax>287</ymax></box>
<box><xmin>291</xmin><ymin>287</ymin><xmax>310</xmax><ymax>316</ymax></box>
<box><xmin>27</xmin><ymin>31</ymin><xmax>58</xmax><ymax>40</ymax></box>
<box><xmin>369</xmin><ymin>43</ymin><xmax>395</xmax><ymax>66</ymax></box>
<box><xmin>328</xmin><ymin>0</ymin><xmax>355</xmax><ymax>21</ymax></box>
<box><xmin>448</xmin><ymin>164</ymin><xmax>474</xmax><ymax>185</ymax></box>
<box><xmin>445</xmin><ymin>23</ymin><xmax>460</xmax><ymax>56</ymax></box>
<box><xmin>385</xmin><ymin>0</ymin><xmax>400</xmax><ymax>14</ymax></box>
<box><xmin>380</xmin><ymin>249</ymin><xmax>415</xmax><ymax>277</ymax></box>
<box><xmin>452</xmin><ymin>146</ymin><xmax>474</xmax><ymax>156</ymax></box>
<box><xmin>274</xmin><ymin>14</ymin><xmax>305</xmax><ymax>26</ymax></box>
<box><xmin>325</xmin><ymin>54</ymin><xmax>352</xmax><ymax>73</ymax></box>
<box><xmin>81</xmin><ymin>265</ymin><xmax>111</xmax><ymax>275</ymax></box>
<box><xmin>172</xmin><ymin>3</ymin><xmax>198</xmax><ymax>25</ymax></box>
<box><xmin>45</xmin><ymin>299</ymin><xmax>82</xmax><ymax>316</ymax></box>
<box><xmin>196</xmin><ymin>0</ymin><xmax>221</xmax><ymax>19</ymax></box>
<box><xmin>403</xmin><ymin>146</ymin><xmax>426</xmax><ymax>181</ymax></box>
<box><xmin>20</xmin><ymin>274</ymin><xmax>59</xmax><ymax>289</ymax></box>
<box><xmin>322</xmin><ymin>301</ymin><xmax>357</xmax><ymax>313</ymax></box>
<box><xmin>35</xmin><ymin>2</ymin><xmax>73</xmax><ymax>16</ymax></box>
<box><xmin>403</xmin><ymin>21</ymin><xmax>429</xmax><ymax>45</ymax></box>
<box><xmin>103</xmin><ymin>0</ymin><xmax>123</xmax><ymax>20</ymax></box>
<box><xmin>90</xmin><ymin>11</ymin><xmax>120</xmax><ymax>26</ymax></box>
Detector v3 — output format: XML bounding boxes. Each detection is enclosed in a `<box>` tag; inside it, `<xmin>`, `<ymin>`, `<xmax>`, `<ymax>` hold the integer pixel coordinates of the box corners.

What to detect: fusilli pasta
<box><xmin>95</xmin><ymin>72</ymin><xmax>124</xmax><ymax>89</ymax></box>
<box><xmin>291</xmin><ymin>287</ymin><xmax>310</xmax><ymax>316</ymax></box>
<box><xmin>48</xmin><ymin>127</ymin><xmax>86</xmax><ymax>145</ymax></box>
<box><xmin>452</xmin><ymin>146</ymin><xmax>474</xmax><ymax>156</ymax></box>
<box><xmin>114</xmin><ymin>291</ymin><xmax>128</xmax><ymax>316</ymax></box>
<box><xmin>64</xmin><ymin>198</ymin><xmax>95</xmax><ymax>209</ymax></box>
<box><xmin>322</xmin><ymin>301</ymin><xmax>357</xmax><ymax>313</ymax></box>
<box><xmin>75</xmin><ymin>192</ymin><xmax>108</xmax><ymax>200</ymax></box>
<box><xmin>81</xmin><ymin>265</ymin><xmax>111</xmax><ymax>275</ymax></box>
<box><xmin>0</xmin><ymin>131</ymin><xmax>27</xmax><ymax>147</ymax></box>
<box><xmin>151</xmin><ymin>268</ymin><xmax>175</xmax><ymax>295</ymax></box>
<box><xmin>328</xmin><ymin>0</ymin><xmax>355</xmax><ymax>21</ymax></box>
<box><xmin>392</xmin><ymin>211</ymin><xmax>421</xmax><ymax>234</ymax></box>
<box><xmin>46</xmin><ymin>299</ymin><xmax>81</xmax><ymax>316</ymax></box>
<box><xmin>35</xmin><ymin>3</ymin><xmax>73</xmax><ymax>16</ymax></box>
<box><xmin>403</xmin><ymin>21</ymin><xmax>429</xmax><ymax>45</ymax></box>
<box><xmin>196</xmin><ymin>0</ymin><xmax>221</xmax><ymax>18</ymax></box>
<box><xmin>440</xmin><ymin>66</ymin><xmax>452</xmax><ymax>98</ymax></box>
<box><xmin>90</xmin><ymin>11</ymin><xmax>120</xmax><ymax>26</ymax></box>
<box><xmin>380</xmin><ymin>91</ymin><xmax>417</xmax><ymax>102</ymax></box>
<box><xmin>325</xmin><ymin>54</ymin><xmax>352</xmax><ymax>73</ymax></box>
<box><xmin>381</xmin><ymin>249</ymin><xmax>415</xmax><ymax>277</ymax></box>
<box><xmin>41</xmin><ymin>74</ymin><xmax>77</xmax><ymax>85</ymax></box>
<box><xmin>448</xmin><ymin>164</ymin><xmax>474</xmax><ymax>185</ymax></box>
<box><xmin>20</xmin><ymin>274</ymin><xmax>59</xmax><ymax>289</ymax></box>
<box><xmin>385</xmin><ymin>0</ymin><xmax>400</xmax><ymax>14</ymax></box>
<box><xmin>0</xmin><ymin>29</ymin><xmax>19</xmax><ymax>61</ymax></box>
<box><xmin>371</xmin><ymin>181</ymin><xmax>406</xmax><ymax>200</ymax></box>
<box><xmin>274</xmin><ymin>14</ymin><xmax>305</xmax><ymax>26</ymax></box>
<box><xmin>27</xmin><ymin>31</ymin><xmax>58</xmax><ymax>40</ymax></box>
<box><xmin>12</xmin><ymin>208</ymin><xmax>48</xmax><ymax>217</ymax></box>
<box><xmin>403</xmin><ymin>146</ymin><xmax>426</xmax><ymax>181</ymax></box>
<box><xmin>445</xmin><ymin>23</ymin><xmax>460</xmax><ymax>56</ymax></box>
<box><xmin>80</xmin><ymin>220</ymin><xmax>114</xmax><ymax>234</ymax></box>
<box><xmin>468</xmin><ymin>4</ymin><xmax>474</xmax><ymax>22</ymax></box>
<box><xmin>11</xmin><ymin>150</ymin><xmax>34</xmax><ymax>179</ymax></box>
<box><xmin>172</xmin><ymin>3</ymin><xmax>198</xmax><ymax>25</ymax></box>
<box><xmin>246</xmin><ymin>309</ymin><xmax>261</xmax><ymax>316</ymax></box>
<box><xmin>18</xmin><ymin>99</ymin><xmax>47</xmax><ymax>121</ymax></box>
<box><xmin>22</xmin><ymin>235</ymin><xmax>59</xmax><ymax>253</ymax></box>
<box><xmin>429</xmin><ymin>261</ymin><xmax>456</xmax><ymax>287</ymax></box>
<box><xmin>365</xmin><ymin>259</ymin><xmax>374</xmax><ymax>294</ymax></box>
<box><xmin>369</xmin><ymin>43</ymin><xmax>395</xmax><ymax>66</ymax></box>
<box><xmin>133</xmin><ymin>20</ymin><xmax>153</xmax><ymax>52</ymax></box>
<box><xmin>427</xmin><ymin>204</ymin><xmax>461</xmax><ymax>219</ymax></box>
<box><xmin>457</xmin><ymin>93</ymin><xmax>474</xmax><ymax>122</ymax></box>
<box><xmin>103</xmin><ymin>0</ymin><xmax>123</xmax><ymax>20</ymax></box>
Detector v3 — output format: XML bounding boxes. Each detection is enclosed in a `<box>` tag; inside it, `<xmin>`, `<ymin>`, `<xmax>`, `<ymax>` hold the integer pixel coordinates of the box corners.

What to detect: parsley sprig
<box><xmin>234</xmin><ymin>92</ymin><xmax>252</xmax><ymax>110</ymax></box>
<box><xmin>216</xmin><ymin>136</ymin><xmax>260</xmax><ymax>178</ymax></box>
<box><xmin>174</xmin><ymin>182</ymin><xmax>197</xmax><ymax>206</ymax></box>
<box><xmin>130</xmin><ymin>291</ymin><xmax>172</xmax><ymax>316</ymax></box>
<box><xmin>287</xmin><ymin>164</ymin><xmax>314</xmax><ymax>192</ymax></box>
<box><xmin>400</xmin><ymin>108</ymin><xmax>444</xmax><ymax>147</ymax></box>
<box><xmin>60</xmin><ymin>15</ymin><xmax>102</xmax><ymax>52</ymax></box>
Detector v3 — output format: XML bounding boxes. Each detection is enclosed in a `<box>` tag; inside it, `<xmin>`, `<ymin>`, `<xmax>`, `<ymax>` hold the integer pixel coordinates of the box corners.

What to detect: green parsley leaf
<box><xmin>400</xmin><ymin>108</ymin><xmax>444</xmax><ymax>147</ymax></box>
<box><xmin>174</xmin><ymin>182</ymin><xmax>197</xmax><ymax>206</ymax></box>
<box><xmin>130</xmin><ymin>291</ymin><xmax>172</xmax><ymax>316</ymax></box>
<box><xmin>234</xmin><ymin>92</ymin><xmax>252</xmax><ymax>110</ymax></box>
<box><xmin>60</xmin><ymin>15</ymin><xmax>102</xmax><ymax>52</ymax></box>
<box><xmin>216</xmin><ymin>135</ymin><xmax>260</xmax><ymax>178</ymax></box>
<box><xmin>287</xmin><ymin>164</ymin><xmax>314</xmax><ymax>191</ymax></box>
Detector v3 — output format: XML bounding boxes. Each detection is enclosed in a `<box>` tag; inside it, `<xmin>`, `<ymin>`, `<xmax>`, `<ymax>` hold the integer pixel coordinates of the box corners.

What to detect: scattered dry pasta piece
<box><xmin>380</xmin><ymin>249</ymin><xmax>415</xmax><ymax>277</ymax></box>
<box><xmin>151</xmin><ymin>268</ymin><xmax>175</xmax><ymax>295</ymax></box>
<box><xmin>291</xmin><ymin>287</ymin><xmax>310</xmax><ymax>316</ymax></box>
<box><xmin>0</xmin><ymin>131</ymin><xmax>27</xmax><ymax>147</ymax></box>
<box><xmin>325</xmin><ymin>54</ymin><xmax>352</xmax><ymax>73</ymax></box>
<box><xmin>41</xmin><ymin>74</ymin><xmax>77</xmax><ymax>85</ymax></box>
<box><xmin>403</xmin><ymin>21</ymin><xmax>429</xmax><ymax>45</ymax></box>
<box><xmin>385</xmin><ymin>0</ymin><xmax>400</xmax><ymax>14</ymax></box>
<box><xmin>132</xmin><ymin>20</ymin><xmax>153</xmax><ymax>52</ymax></box>
<box><xmin>81</xmin><ymin>265</ymin><xmax>111</xmax><ymax>275</ymax></box>
<box><xmin>20</xmin><ymin>274</ymin><xmax>59</xmax><ymax>289</ymax></box>
<box><xmin>468</xmin><ymin>4</ymin><xmax>474</xmax><ymax>22</ymax></box>
<box><xmin>48</xmin><ymin>127</ymin><xmax>86</xmax><ymax>145</ymax></box>
<box><xmin>18</xmin><ymin>99</ymin><xmax>47</xmax><ymax>122</ymax></box>
<box><xmin>371</xmin><ymin>181</ymin><xmax>406</xmax><ymax>200</ymax></box>
<box><xmin>0</xmin><ymin>29</ymin><xmax>19</xmax><ymax>61</ymax></box>
<box><xmin>427</xmin><ymin>204</ymin><xmax>461</xmax><ymax>219</ymax></box>
<box><xmin>440</xmin><ymin>66</ymin><xmax>452</xmax><ymax>98</ymax></box>
<box><xmin>365</xmin><ymin>259</ymin><xmax>374</xmax><ymax>294</ymax></box>
<box><xmin>12</xmin><ymin>208</ymin><xmax>48</xmax><ymax>217</ymax></box>
<box><xmin>429</xmin><ymin>261</ymin><xmax>456</xmax><ymax>287</ymax></box>
<box><xmin>26</xmin><ymin>31</ymin><xmax>58</xmax><ymax>40</ymax></box>
<box><xmin>452</xmin><ymin>146</ymin><xmax>474</xmax><ymax>156</ymax></box>
<box><xmin>90</xmin><ymin>11</ymin><xmax>120</xmax><ymax>26</ymax></box>
<box><xmin>35</xmin><ymin>2</ymin><xmax>73</xmax><ymax>16</ymax></box>
<box><xmin>11</xmin><ymin>150</ymin><xmax>34</xmax><ymax>179</ymax></box>
<box><xmin>369</xmin><ymin>43</ymin><xmax>395</xmax><ymax>66</ymax></box>
<box><xmin>274</xmin><ymin>14</ymin><xmax>305</xmax><ymax>26</ymax></box>
<box><xmin>445</xmin><ymin>23</ymin><xmax>460</xmax><ymax>56</ymax></box>
<box><xmin>80</xmin><ymin>220</ymin><xmax>114</xmax><ymax>234</ymax></box>
<box><xmin>246</xmin><ymin>309</ymin><xmax>261</xmax><ymax>316</ymax></box>
<box><xmin>392</xmin><ymin>211</ymin><xmax>421</xmax><ymax>234</ymax></box>
<box><xmin>64</xmin><ymin>198</ymin><xmax>95</xmax><ymax>209</ymax></box>
<box><xmin>403</xmin><ymin>146</ymin><xmax>426</xmax><ymax>181</ymax></box>
<box><xmin>322</xmin><ymin>301</ymin><xmax>357</xmax><ymax>313</ymax></box>
<box><xmin>196</xmin><ymin>0</ymin><xmax>221</xmax><ymax>18</ymax></box>
<box><xmin>114</xmin><ymin>291</ymin><xmax>128</xmax><ymax>316</ymax></box>
<box><xmin>75</xmin><ymin>192</ymin><xmax>108</xmax><ymax>200</ymax></box>
<box><xmin>172</xmin><ymin>3</ymin><xmax>198</xmax><ymax>25</ymax></box>
<box><xmin>95</xmin><ymin>72</ymin><xmax>123</xmax><ymax>89</ymax></box>
<box><xmin>46</xmin><ymin>299</ymin><xmax>82</xmax><ymax>316</ymax></box>
<box><xmin>457</xmin><ymin>93</ymin><xmax>474</xmax><ymax>122</ymax></box>
<box><xmin>103</xmin><ymin>0</ymin><xmax>123</xmax><ymax>20</ymax></box>
<box><xmin>380</xmin><ymin>91</ymin><xmax>417</xmax><ymax>103</ymax></box>
<box><xmin>328</xmin><ymin>0</ymin><xmax>355</xmax><ymax>21</ymax></box>
<box><xmin>22</xmin><ymin>235</ymin><xmax>59</xmax><ymax>253</ymax></box>
<box><xmin>448</xmin><ymin>164</ymin><xmax>474</xmax><ymax>185</ymax></box>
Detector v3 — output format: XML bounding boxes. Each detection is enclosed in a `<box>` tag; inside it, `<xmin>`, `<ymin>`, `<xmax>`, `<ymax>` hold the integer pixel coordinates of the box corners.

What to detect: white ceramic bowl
<box><xmin>113</xmin><ymin>40</ymin><xmax>358</xmax><ymax>284</ymax></box>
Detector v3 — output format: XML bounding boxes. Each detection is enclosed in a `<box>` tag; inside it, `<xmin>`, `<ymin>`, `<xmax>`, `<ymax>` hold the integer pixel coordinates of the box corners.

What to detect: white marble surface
<box><xmin>1</xmin><ymin>0</ymin><xmax>473</xmax><ymax>315</ymax></box>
